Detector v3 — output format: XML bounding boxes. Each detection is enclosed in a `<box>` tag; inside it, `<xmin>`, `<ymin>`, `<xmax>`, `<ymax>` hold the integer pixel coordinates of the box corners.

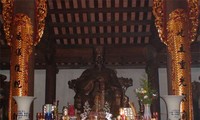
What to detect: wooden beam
<box><xmin>52</xmin><ymin>32</ymin><xmax>151</xmax><ymax>39</ymax></box>
<box><xmin>1</xmin><ymin>43</ymin><xmax>200</xmax><ymax>70</ymax></box>
<box><xmin>49</xmin><ymin>20</ymin><xmax>153</xmax><ymax>27</ymax></box>
<box><xmin>48</xmin><ymin>7</ymin><xmax>152</xmax><ymax>14</ymax></box>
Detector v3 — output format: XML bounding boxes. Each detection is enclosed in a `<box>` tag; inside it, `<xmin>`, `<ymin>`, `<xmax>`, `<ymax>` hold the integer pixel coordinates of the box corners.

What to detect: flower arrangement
<box><xmin>135</xmin><ymin>74</ymin><xmax>157</xmax><ymax>104</ymax></box>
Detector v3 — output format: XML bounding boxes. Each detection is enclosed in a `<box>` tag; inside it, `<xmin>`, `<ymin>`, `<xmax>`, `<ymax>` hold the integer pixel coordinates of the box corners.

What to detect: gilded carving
<box><xmin>167</xmin><ymin>9</ymin><xmax>188</xmax><ymax>46</ymax></box>
<box><xmin>1</xmin><ymin>0</ymin><xmax>47</xmax><ymax>46</ymax></box>
<box><xmin>187</xmin><ymin>0</ymin><xmax>199</xmax><ymax>42</ymax></box>
<box><xmin>1</xmin><ymin>0</ymin><xmax>13</xmax><ymax>46</ymax></box>
<box><xmin>153</xmin><ymin>0</ymin><xmax>199</xmax><ymax>44</ymax></box>
<box><xmin>152</xmin><ymin>0</ymin><xmax>166</xmax><ymax>44</ymax></box>
<box><xmin>35</xmin><ymin>0</ymin><xmax>47</xmax><ymax>46</ymax></box>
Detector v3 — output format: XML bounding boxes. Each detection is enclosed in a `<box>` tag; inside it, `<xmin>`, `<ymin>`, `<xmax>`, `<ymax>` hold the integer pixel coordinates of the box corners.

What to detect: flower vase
<box><xmin>162</xmin><ymin>95</ymin><xmax>184</xmax><ymax>120</ymax></box>
<box><xmin>13</xmin><ymin>96</ymin><xmax>35</xmax><ymax>120</ymax></box>
<box><xmin>143</xmin><ymin>104</ymin><xmax>152</xmax><ymax>120</ymax></box>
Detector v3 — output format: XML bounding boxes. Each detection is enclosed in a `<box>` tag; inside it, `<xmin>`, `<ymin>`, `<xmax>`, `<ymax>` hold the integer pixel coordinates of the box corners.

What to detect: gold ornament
<box><xmin>1</xmin><ymin>0</ymin><xmax>47</xmax><ymax>46</ymax></box>
<box><xmin>35</xmin><ymin>0</ymin><xmax>47</xmax><ymax>46</ymax></box>
<box><xmin>153</xmin><ymin>0</ymin><xmax>166</xmax><ymax>44</ymax></box>
<box><xmin>1</xmin><ymin>0</ymin><xmax>13</xmax><ymax>46</ymax></box>
<box><xmin>187</xmin><ymin>0</ymin><xmax>199</xmax><ymax>42</ymax></box>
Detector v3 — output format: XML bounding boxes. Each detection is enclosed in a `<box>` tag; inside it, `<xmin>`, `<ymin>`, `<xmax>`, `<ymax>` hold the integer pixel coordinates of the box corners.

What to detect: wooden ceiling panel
<box><xmin>0</xmin><ymin>0</ymin><xmax>199</xmax><ymax>69</ymax></box>
<box><xmin>47</xmin><ymin>0</ymin><xmax>154</xmax><ymax>47</ymax></box>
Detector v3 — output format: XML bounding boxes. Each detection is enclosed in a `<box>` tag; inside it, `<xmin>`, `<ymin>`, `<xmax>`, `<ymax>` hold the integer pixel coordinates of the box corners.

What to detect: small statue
<box><xmin>61</xmin><ymin>106</ymin><xmax>69</xmax><ymax>120</ymax></box>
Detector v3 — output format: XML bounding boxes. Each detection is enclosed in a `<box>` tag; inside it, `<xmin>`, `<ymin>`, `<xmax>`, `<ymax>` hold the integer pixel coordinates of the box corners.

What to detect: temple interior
<box><xmin>0</xmin><ymin>0</ymin><xmax>200</xmax><ymax>120</ymax></box>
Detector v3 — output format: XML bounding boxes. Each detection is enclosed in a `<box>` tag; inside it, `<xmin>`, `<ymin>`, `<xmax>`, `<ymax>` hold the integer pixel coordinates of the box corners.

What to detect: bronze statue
<box><xmin>68</xmin><ymin>46</ymin><xmax>133</xmax><ymax>117</ymax></box>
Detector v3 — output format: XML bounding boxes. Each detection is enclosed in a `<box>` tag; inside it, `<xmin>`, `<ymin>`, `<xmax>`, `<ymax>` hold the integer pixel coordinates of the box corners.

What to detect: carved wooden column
<box><xmin>153</xmin><ymin>0</ymin><xmax>199</xmax><ymax>119</ymax></box>
<box><xmin>1</xmin><ymin>0</ymin><xmax>47</xmax><ymax>120</ymax></box>
<box><xmin>145</xmin><ymin>45</ymin><xmax>160</xmax><ymax>119</ymax></box>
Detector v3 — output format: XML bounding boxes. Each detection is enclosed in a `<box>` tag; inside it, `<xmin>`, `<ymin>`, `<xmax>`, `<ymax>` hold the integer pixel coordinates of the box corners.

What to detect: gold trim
<box><xmin>1</xmin><ymin>0</ymin><xmax>13</xmax><ymax>46</ymax></box>
<box><xmin>167</xmin><ymin>9</ymin><xmax>188</xmax><ymax>49</ymax></box>
<box><xmin>153</xmin><ymin>0</ymin><xmax>166</xmax><ymax>44</ymax></box>
<box><xmin>2</xmin><ymin>0</ymin><xmax>47</xmax><ymax>46</ymax></box>
<box><xmin>187</xmin><ymin>0</ymin><xmax>199</xmax><ymax>42</ymax></box>
<box><xmin>35</xmin><ymin>0</ymin><xmax>47</xmax><ymax>46</ymax></box>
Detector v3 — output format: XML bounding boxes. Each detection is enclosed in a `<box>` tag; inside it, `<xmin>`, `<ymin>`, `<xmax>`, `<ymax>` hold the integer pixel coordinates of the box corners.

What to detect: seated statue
<box><xmin>68</xmin><ymin>47</ymin><xmax>133</xmax><ymax>117</ymax></box>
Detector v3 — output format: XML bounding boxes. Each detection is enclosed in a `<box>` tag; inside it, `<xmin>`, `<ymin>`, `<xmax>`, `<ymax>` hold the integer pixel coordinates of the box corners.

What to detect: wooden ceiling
<box><xmin>0</xmin><ymin>0</ymin><xmax>200</xmax><ymax>70</ymax></box>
